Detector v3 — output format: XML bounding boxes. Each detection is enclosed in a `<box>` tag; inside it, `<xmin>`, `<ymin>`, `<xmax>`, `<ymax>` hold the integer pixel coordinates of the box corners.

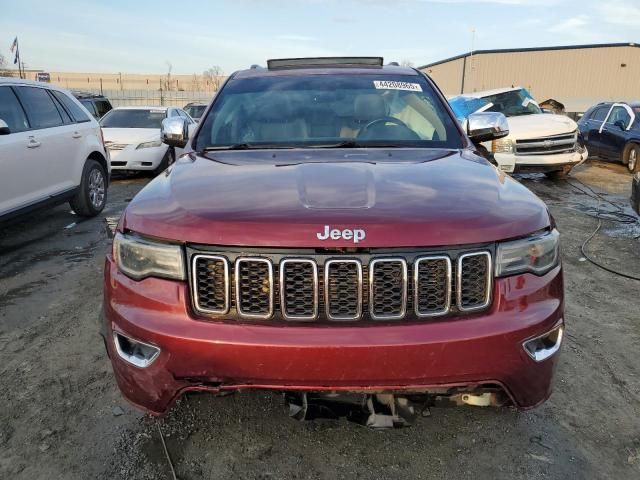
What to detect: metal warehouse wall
<box><xmin>423</xmin><ymin>45</ymin><xmax>640</xmax><ymax>113</ymax></box>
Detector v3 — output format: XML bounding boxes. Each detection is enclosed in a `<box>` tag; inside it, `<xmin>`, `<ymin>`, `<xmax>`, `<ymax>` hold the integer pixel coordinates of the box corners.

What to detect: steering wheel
<box><xmin>361</xmin><ymin>116</ymin><xmax>409</xmax><ymax>132</ymax></box>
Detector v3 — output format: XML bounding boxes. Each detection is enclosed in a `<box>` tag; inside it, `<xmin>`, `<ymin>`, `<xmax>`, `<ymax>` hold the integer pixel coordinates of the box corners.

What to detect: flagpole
<box><xmin>16</xmin><ymin>41</ymin><xmax>23</xmax><ymax>79</ymax></box>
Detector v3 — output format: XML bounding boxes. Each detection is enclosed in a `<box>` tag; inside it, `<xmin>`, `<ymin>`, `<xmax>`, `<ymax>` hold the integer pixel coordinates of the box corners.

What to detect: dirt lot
<box><xmin>1</xmin><ymin>160</ymin><xmax>639</xmax><ymax>480</ymax></box>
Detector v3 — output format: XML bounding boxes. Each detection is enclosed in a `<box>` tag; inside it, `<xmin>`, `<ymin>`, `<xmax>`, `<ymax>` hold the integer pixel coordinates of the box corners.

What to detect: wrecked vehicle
<box><xmin>450</xmin><ymin>87</ymin><xmax>588</xmax><ymax>178</ymax></box>
<box><xmin>102</xmin><ymin>58</ymin><xmax>564</xmax><ymax>427</ymax></box>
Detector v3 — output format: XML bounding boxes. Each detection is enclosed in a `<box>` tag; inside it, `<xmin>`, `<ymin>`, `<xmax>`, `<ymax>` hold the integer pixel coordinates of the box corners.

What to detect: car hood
<box><xmin>505</xmin><ymin>114</ymin><xmax>577</xmax><ymax>139</ymax></box>
<box><xmin>121</xmin><ymin>149</ymin><xmax>550</xmax><ymax>248</ymax></box>
<box><xmin>102</xmin><ymin>128</ymin><xmax>160</xmax><ymax>145</ymax></box>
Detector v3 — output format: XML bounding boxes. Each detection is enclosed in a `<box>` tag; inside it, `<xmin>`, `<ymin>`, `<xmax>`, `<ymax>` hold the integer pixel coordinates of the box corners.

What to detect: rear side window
<box><xmin>94</xmin><ymin>100</ymin><xmax>112</xmax><ymax>118</ymax></box>
<box><xmin>0</xmin><ymin>86</ymin><xmax>30</xmax><ymax>133</ymax></box>
<box><xmin>591</xmin><ymin>107</ymin><xmax>609</xmax><ymax>122</ymax></box>
<box><xmin>16</xmin><ymin>86</ymin><xmax>64</xmax><ymax>129</ymax></box>
<box><xmin>52</xmin><ymin>91</ymin><xmax>91</xmax><ymax>123</ymax></box>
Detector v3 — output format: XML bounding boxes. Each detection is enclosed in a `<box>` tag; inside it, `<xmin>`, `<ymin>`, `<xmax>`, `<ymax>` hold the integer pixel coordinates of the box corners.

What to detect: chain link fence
<box><xmin>80</xmin><ymin>89</ymin><xmax>215</xmax><ymax>108</ymax></box>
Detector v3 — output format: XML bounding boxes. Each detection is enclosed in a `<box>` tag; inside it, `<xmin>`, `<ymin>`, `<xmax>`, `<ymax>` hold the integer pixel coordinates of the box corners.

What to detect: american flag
<box><xmin>10</xmin><ymin>36</ymin><xmax>17</xmax><ymax>53</ymax></box>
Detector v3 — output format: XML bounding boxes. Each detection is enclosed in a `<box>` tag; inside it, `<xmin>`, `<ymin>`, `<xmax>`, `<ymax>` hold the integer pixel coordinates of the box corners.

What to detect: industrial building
<box><xmin>420</xmin><ymin>42</ymin><xmax>640</xmax><ymax>114</ymax></box>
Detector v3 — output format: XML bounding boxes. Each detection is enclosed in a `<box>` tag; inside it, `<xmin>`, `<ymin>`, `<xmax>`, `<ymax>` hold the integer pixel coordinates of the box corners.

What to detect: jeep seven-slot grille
<box><xmin>191</xmin><ymin>250</ymin><xmax>492</xmax><ymax>322</ymax></box>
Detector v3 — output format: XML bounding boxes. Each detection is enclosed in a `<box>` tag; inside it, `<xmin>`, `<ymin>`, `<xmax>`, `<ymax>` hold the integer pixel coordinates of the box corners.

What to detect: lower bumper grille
<box><xmin>190</xmin><ymin>248</ymin><xmax>493</xmax><ymax>323</ymax></box>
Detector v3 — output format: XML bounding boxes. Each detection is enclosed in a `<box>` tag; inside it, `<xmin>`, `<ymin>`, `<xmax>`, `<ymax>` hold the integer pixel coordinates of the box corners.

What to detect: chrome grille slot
<box><xmin>235</xmin><ymin>258</ymin><xmax>274</xmax><ymax>319</ymax></box>
<box><xmin>192</xmin><ymin>255</ymin><xmax>230</xmax><ymax>314</ymax></box>
<box><xmin>369</xmin><ymin>258</ymin><xmax>407</xmax><ymax>320</ymax></box>
<box><xmin>457</xmin><ymin>252</ymin><xmax>492</xmax><ymax>311</ymax></box>
<box><xmin>515</xmin><ymin>132</ymin><xmax>577</xmax><ymax>156</ymax></box>
<box><xmin>414</xmin><ymin>256</ymin><xmax>451</xmax><ymax>317</ymax></box>
<box><xmin>280</xmin><ymin>259</ymin><xmax>318</xmax><ymax>321</ymax></box>
<box><xmin>190</xmin><ymin>248</ymin><xmax>493</xmax><ymax>322</ymax></box>
<box><xmin>324</xmin><ymin>260</ymin><xmax>363</xmax><ymax>321</ymax></box>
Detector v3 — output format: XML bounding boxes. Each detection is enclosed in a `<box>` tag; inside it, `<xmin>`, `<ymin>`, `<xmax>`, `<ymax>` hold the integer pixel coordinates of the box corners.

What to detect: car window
<box><xmin>0</xmin><ymin>86</ymin><xmax>30</xmax><ymax>133</ymax></box>
<box><xmin>16</xmin><ymin>86</ymin><xmax>64</xmax><ymax>129</ymax></box>
<box><xmin>185</xmin><ymin>105</ymin><xmax>206</xmax><ymax>118</ymax></box>
<box><xmin>196</xmin><ymin>74</ymin><xmax>463</xmax><ymax>150</ymax></box>
<box><xmin>483</xmin><ymin>89</ymin><xmax>542</xmax><ymax>117</ymax></box>
<box><xmin>606</xmin><ymin>106</ymin><xmax>631</xmax><ymax>129</ymax></box>
<box><xmin>100</xmin><ymin>109</ymin><xmax>166</xmax><ymax>129</ymax></box>
<box><xmin>591</xmin><ymin>107</ymin><xmax>609</xmax><ymax>122</ymax></box>
<box><xmin>49</xmin><ymin>93</ymin><xmax>73</xmax><ymax>124</ymax></box>
<box><xmin>52</xmin><ymin>91</ymin><xmax>91</xmax><ymax>123</ymax></box>
<box><xmin>80</xmin><ymin>99</ymin><xmax>98</xmax><ymax>118</ymax></box>
<box><xmin>95</xmin><ymin>100</ymin><xmax>112</xmax><ymax>118</ymax></box>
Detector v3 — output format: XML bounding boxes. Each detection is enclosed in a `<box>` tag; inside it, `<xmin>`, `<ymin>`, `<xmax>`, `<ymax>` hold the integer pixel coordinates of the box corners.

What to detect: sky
<box><xmin>0</xmin><ymin>0</ymin><xmax>638</xmax><ymax>75</ymax></box>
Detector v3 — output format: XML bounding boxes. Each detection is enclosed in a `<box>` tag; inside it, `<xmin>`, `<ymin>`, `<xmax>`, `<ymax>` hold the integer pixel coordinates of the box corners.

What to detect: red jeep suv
<box><xmin>102</xmin><ymin>58</ymin><xmax>564</xmax><ymax>422</ymax></box>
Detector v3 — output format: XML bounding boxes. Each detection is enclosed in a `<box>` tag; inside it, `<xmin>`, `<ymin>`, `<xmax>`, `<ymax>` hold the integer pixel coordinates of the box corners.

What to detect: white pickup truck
<box><xmin>450</xmin><ymin>87</ymin><xmax>588</xmax><ymax>178</ymax></box>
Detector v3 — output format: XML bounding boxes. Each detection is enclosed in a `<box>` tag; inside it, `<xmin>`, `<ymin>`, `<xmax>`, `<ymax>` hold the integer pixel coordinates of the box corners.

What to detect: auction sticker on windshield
<box><xmin>373</xmin><ymin>80</ymin><xmax>423</xmax><ymax>92</ymax></box>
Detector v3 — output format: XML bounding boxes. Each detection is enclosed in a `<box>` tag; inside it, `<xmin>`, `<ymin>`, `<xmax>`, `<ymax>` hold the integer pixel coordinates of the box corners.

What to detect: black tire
<box><xmin>69</xmin><ymin>159</ymin><xmax>107</xmax><ymax>217</ymax></box>
<box><xmin>626</xmin><ymin>144</ymin><xmax>640</xmax><ymax>174</ymax></box>
<box><xmin>151</xmin><ymin>147</ymin><xmax>175</xmax><ymax>176</ymax></box>
<box><xmin>544</xmin><ymin>166</ymin><xmax>572</xmax><ymax>180</ymax></box>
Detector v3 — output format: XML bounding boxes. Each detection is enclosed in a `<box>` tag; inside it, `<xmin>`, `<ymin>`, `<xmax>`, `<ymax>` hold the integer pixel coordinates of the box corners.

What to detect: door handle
<box><xmin>27</xmin><ymin>136</ymin><xmax>41</xmax><ymax>148</ymax></box>
<box><xmin>72</xmin><ymin>131</ymin><xmax>82</xmax><ymax>139</ymax></box>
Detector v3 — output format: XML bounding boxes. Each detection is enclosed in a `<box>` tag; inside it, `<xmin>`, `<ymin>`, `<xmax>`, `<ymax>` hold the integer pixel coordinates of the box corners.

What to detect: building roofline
<box><xmin>418</xmin><ymin>42</ymin><xmax>639</xmax><ymax>69</ymax></box>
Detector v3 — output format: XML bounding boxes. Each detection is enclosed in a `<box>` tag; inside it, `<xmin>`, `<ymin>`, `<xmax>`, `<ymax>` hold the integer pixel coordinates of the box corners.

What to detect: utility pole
<box><xmin>469</xmin><ymin>28</ymin><xmax>476</xmax><ymax>93</ymax></box>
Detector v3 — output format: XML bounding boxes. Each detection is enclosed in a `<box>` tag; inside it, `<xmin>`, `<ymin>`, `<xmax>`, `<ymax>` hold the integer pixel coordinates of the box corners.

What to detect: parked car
<box><xmin>0</xmin><ymin>78</ymin><xmax>109</xmax><ymax>221</ymax></box>
<box><xmin>103</xmin><ymin>58</ymin><xmax>564</xmax><ymax>423</ymax></box>
<box><xmin>183</xmin><ymin>102</ymin><xmax>208</xmax><ymax>122</ymax></box>
<box><xmin>450</xmin><ymin>87</ymin><xmax>588</xmax><ymax>178</ymax></box>
<box><xmin>577</xmin><ymin>102</ymin><xmax>640</xmax><ymax>173</ymax></box>
<box><xmin>73</xmin><ymin>92</ymin><xmax>113</xmax><ymax>119</ymax></box>
<box><xmin>100</xmin><ymin>106</ymin><xmax>195</xmax><ymax>175</ymax></box>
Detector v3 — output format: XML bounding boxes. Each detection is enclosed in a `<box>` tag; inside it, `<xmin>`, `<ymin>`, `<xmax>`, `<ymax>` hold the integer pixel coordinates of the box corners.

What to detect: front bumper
<box><xmin>103</xmin><ymin>256</ymin><xmax>564</xmax><ymax>415</ymax></box>
<box><xmin>108</xmin><ymin>145</ymin><xmax>167</xmax><ymax>171</ymax></box>
<box><xmin>495</xmin><ymin>150</ymin><xmax>587</xmax><ymax>173</ymax></box>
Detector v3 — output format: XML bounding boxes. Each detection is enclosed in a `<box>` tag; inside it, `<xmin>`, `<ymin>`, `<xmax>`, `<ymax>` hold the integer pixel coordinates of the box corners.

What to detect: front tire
<box><xmin>151</xmin><ymin>147</ymin><xmax>175</xmax><ymax>176</ymax></box>
<box><xmin>626</xmin><ymin>144</ymin><xmax>639</xmax><ymax>173</ymax></box>
<box><xmin>70</xmin><ymin>159</ymin><xmax>107</xmax><ymax>217</ymax></box>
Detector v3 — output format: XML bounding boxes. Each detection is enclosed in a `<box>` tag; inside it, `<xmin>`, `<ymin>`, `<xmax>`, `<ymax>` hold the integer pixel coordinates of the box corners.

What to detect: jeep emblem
<box><xmin>316</xmin><ymin>225</ymin><xmax>366</xmax><ymax>244</ymax></box>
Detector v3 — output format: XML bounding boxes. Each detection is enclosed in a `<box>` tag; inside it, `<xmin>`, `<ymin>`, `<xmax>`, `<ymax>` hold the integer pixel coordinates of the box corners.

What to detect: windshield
<box><xmin>450</xmin><ymin>89</ymin><xmax>541</xmax><ymax>119</ymax></box>
<box><xmin>195</xmin><ymin>74</ymin><xmax>463</xmax><ymax>150</ymax></box>
<box><xmin>448</xmin><ymin>96</ymin><xmax>491</xmax><ymax>123</ymax></box>
<box><xmin>100</xmin><ymin>109</ymin><xmax>166</xmax><ymax>129</ymax></box>
<box><xmin>483</xmin><ymin>89</ymin><xmax>541</xmax><ymax>117</ymax></box>
<box><xmin>185</xmin><ymin>105</ymin><xmax>206</xmax><ymax>118</ymax></box>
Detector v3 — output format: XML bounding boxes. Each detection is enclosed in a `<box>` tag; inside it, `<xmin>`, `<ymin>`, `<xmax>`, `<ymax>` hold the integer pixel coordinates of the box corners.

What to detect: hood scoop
<box><xmin>296</xmin><ymin>163</ymin><xmax>375</xmax><ymax>209</ymax></box>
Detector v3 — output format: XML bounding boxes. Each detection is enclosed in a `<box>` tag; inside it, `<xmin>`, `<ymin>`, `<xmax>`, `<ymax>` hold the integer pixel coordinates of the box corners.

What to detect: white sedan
<box><xmin>100</xmin><ymin>106</ymin><xmax>195</xmax><ymax>175</ymax></box>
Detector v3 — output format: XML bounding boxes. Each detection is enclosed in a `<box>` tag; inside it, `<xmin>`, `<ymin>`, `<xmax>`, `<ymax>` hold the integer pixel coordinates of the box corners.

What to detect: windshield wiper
<box><xmin>200</xmin><ymin>143</ymin><xmax>298</xmax><ymax>151</ymax></box>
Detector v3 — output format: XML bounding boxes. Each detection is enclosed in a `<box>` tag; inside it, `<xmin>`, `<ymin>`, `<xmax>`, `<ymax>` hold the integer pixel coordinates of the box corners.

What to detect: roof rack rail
<box><xmin>266</xmin><ymin>57</ymin><xmax>384</xmax><ymax>70</ymax></box>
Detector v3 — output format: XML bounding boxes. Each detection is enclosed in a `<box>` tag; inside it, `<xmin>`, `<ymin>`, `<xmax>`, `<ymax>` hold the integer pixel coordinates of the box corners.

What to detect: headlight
<box><xmin>495</xmin><ymin>229</ymin><xmax>560</xmax><ymax>277</ymax></box>
<box><xmin>136</xmin><ymin>140</ymin><xmax>162</xmax><ymax>149</ymax></box>
<box><xmin>491</xmin><ymin>138</ymin><xmax>513</xmax><ymax>154</ymax></box>
<box><xmin>113</xmin><ymin>232</ymin><xmax>185</xmax><ymax>280</ymax></box>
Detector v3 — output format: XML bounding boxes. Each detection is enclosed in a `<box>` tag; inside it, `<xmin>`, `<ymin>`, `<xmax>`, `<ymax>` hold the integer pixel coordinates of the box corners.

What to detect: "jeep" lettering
<box><xmin>316</xmin><ymin>225</ymin><xmax>366</xmax><ymax>244</ymax></box>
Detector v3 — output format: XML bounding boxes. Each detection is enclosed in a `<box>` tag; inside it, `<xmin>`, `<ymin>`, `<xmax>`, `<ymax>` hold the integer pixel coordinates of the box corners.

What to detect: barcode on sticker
<box><xmin>373</xmin><ymin>80</ymin><xmax>422</xmax><ymax>92</ymax></box>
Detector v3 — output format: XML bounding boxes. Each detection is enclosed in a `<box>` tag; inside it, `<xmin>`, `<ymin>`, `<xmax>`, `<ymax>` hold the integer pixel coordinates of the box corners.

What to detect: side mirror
<box><xmin>161</xmin><ymin>117</ymin><xmax>189</xmax><ymax>148</ymax></box>
<box><xmin>0</xmin><ymin>119</ymin><xmax>10</xmax><ymax>135</ymax></box>
<box><xmin>467</xmin><ymin>112</ymin><xmax>509</xmax><ymax>143</ymax></box>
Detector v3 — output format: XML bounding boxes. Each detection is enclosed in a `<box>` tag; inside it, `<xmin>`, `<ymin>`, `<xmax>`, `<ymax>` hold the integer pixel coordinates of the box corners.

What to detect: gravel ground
<box><xmin>0</xmin><ymin>161</ymin><xmax>639</xmax><ymax>479</ymax></box>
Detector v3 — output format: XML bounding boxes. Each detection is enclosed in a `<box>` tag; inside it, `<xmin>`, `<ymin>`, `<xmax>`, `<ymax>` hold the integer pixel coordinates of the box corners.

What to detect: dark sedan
<box><xmin>578</xmin><ymin>102</ymin><xmax>640</xmax><ymax>173</ymax></box>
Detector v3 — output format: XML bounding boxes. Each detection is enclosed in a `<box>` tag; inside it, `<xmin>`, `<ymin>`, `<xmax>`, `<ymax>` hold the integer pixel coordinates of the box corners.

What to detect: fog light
<box><xmin>113</xmin><ymin>332</ymin><xmax>160</xmax><ymax>368</ymax></box>
<box><xmin>523</xmin><ymin>324</ymin><xmax>563</xmax><ymax>362</ymax></box>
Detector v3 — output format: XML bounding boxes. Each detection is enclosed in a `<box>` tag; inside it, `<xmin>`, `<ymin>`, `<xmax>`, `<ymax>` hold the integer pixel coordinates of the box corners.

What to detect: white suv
<box><xmin>0</xmin><ymin>78</ymin><xmax>110</xmax><ymax>221</ymax></box>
